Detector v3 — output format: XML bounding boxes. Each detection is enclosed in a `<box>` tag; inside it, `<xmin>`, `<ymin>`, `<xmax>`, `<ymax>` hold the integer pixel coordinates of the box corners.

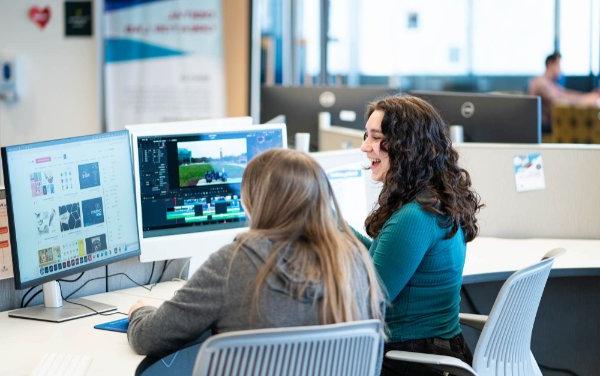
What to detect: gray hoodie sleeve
<box><xmin>127</xmin><ymin>245</ymin><xmax>232</xmax><ymax>357</ymax></box>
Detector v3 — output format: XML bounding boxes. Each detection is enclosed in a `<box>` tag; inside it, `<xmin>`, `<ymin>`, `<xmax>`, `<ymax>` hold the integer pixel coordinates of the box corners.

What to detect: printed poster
<box><xmin>513</xmin><ymin>153</ymin><xmax>546</xmax><ymax>192</ymax></box>
<box><xmin>103</xmin><ymin>0</ymin><xmax>226</xmax><ymax>130</ymax></box>
<box><xmin>0</xmin><ymin>191</ymin><xmax>13</xmax><ymax>280</ymax></box>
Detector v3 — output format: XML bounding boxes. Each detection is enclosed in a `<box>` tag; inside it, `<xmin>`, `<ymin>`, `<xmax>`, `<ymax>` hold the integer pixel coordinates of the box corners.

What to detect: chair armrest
<box><xmin>459</xmin><ymin>313</ymin><xmax>488</xmax><ymax>331</ymax></box>
<box><xmin>542</xmin><ymin>247</ymin><xmax>566</xmax><ymax>260</ymax></box>
<box><xmin>385</xmin><ymin>350</ymin><xmax>477</xmax><ymax>376</ymax></box>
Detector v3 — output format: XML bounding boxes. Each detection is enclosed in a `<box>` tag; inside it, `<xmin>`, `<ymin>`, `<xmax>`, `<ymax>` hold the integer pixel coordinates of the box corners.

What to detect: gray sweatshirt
<box><xmin>128</xmin><ymin>237</ymin><xmax>382</xmax><ymax>357</ymax></box>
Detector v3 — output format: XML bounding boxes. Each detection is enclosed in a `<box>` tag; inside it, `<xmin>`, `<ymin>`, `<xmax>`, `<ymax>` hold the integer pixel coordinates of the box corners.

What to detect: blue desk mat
<box><xmin>94</xmin><ymin>317</ymin><xmax>129</xmax><ymax>333</ymax></box>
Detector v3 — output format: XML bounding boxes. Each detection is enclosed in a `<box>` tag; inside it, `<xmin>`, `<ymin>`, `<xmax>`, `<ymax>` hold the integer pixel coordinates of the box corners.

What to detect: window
<box><xmin>301</xmin><ymin>0</ymin><xmax>321</xmax><ymax>77</ymax></box>
<box><xmin>559</xmin><ymin>0</ymin><xmax>600</xmax><ymax>75</ymax></box>
<box><xmin>259</xmin><ymin>1</ymin><xmax>599</xmax><ymax>85</ymax></box>
<box><xmin>330</xmin><ymin>0</ymin><xmax>469</xmax><ymax>76</ymax></box>
<box><xmin>364</xmin><ymin>0</ymin><xmax>469</xmax><ymax>76</ymax></box>
<box><xmin>471</xmin><ymin>0</ymin><xmax>555</xmax><ymax>75</ymax></box>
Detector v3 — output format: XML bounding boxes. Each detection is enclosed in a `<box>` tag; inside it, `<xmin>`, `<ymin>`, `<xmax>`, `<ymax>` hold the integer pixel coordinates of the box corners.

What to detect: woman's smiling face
<box><xmin>361</xmin><ymin>109</ymin><xmax>389</xmax><ymax>182</ymax></box>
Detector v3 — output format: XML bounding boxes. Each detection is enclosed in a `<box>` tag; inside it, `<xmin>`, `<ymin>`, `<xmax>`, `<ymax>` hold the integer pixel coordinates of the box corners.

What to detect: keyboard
<box><xmin>32</xmin><ymin>353</ymin><xmax>93</xmax><ymax>376</ymax></box>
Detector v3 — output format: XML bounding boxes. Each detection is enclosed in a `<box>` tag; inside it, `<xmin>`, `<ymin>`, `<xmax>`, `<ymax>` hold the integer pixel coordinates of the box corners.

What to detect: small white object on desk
<box><xmin>449</xmin><ymin>125</ymin><xmax>464</xmax><ymax>143</ymax></box>
<box><xmin>294</xmin><ymin>132</ymin><xmax>311</xmax><ymax>153</ymax></box>
<box><xmin>31</xmin><ymin>353</ymin><xmax>92</xmax><ymax>376</ymax></box>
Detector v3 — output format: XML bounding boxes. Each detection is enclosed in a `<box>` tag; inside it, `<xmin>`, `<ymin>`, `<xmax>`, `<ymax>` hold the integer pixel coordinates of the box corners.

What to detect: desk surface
<box><xmin>464</xmin><ymin>237</ymin><xmax>600</xmax><ymax>283</ymax></box>
<box><xmin>0</xmin><ymin>280</ymin><xmax>185</xmax><ymax>376</ymax></box>
<box><xmin>1</xmin><ymin>238</ymin><xmax>599</xmax><ymax>375</ymax></box>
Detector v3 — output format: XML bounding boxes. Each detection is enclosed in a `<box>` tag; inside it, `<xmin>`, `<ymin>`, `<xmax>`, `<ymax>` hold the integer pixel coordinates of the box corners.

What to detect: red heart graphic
<box><xmin>28</xmin><ymin>6</ymin><xmax>51</xmax><ymax>29</ymax></box>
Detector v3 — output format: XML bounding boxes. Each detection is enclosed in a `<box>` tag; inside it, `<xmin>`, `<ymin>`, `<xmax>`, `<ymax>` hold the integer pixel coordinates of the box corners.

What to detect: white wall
<box><xmin>0</xmin><ymin>0</ymin><xmax>101</xmax><ymax>149</ymax></box>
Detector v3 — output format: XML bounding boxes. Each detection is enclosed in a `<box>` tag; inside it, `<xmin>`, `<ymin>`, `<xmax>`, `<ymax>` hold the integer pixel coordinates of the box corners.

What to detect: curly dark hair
<box><xmin>364</xmin><ymin>95</ymin><xmax>482</xmax><ymax>242</ymax></box>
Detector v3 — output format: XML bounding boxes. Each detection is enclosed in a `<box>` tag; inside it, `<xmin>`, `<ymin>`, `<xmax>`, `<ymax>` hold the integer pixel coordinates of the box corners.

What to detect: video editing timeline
<box><xmin>137</xmin><ymin>129</ymin><xmax>283</xmax><ymax>237</ymax></box>
<box><xmin>3</xmin><ymin>131</ymin><xmax>140</xmax><ymax>286</ymax></box>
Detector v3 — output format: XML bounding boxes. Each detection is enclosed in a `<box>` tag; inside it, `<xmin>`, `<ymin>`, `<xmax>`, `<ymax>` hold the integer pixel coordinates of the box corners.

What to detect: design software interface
<box><xmin>3</xmin><ymin>131</ymin><xmax>140</xmax><ymax>287</ymax></box>
<box><xmin>137</xmin><ymin>128</ymin><xmax>284</xmax><ymax>238</ymax></box>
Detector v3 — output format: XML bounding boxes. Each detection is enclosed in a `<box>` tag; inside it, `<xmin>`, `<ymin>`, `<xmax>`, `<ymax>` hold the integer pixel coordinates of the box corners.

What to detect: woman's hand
<box><xmin>128</xmin><ymin>299</ymin><xmax>152</xmax><ymax>318</ymax></box>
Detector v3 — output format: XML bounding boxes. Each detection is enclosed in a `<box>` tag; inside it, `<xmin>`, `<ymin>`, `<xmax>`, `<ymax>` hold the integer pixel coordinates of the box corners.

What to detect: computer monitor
<box><xmin>310</xmin><ymin>149</ymin><xmax>381</xmax><ymax>235</ymax></box>
<box><xmin>130</xmin><ymin>122</ymin><xmax>287</xmax><ymax>265</ymax></box>
<box><xmin>411</xmin><ymin>91</ymin><xmax>542</xmax><ymax>143</ymax></box>
<box><xmin>1</xmin><ymin>130</ymin><xmax>140</xmax><ymax>322</ymax></box>
<box><xmin>126</xmin><ymin>116</ymin><xmax>253</xmax><ymax>136</ymax></box>
<box><xmin>260</xmin><ymin>86</ymin><xmax>398</xmax><ymax>151</ymax></box>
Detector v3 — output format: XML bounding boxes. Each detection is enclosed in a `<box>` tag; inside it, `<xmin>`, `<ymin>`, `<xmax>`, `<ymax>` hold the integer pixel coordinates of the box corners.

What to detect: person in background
<box><xmin>356</xmin><ymin>95</ymin><xmax>482</xmax><ymax>376</ymax></box>
<box><xmin>127</xmin><ymin>149</ymin><xmax>384</xmax><ymax>370</ymax></box>
<box><xmin>528</xmin><ymin>52</ymin><xmax>600</xmax><ymax>133</ymax></box>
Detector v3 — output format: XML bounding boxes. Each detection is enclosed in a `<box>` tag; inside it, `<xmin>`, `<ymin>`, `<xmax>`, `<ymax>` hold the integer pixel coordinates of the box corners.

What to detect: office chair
<box><xmin>386</xmin><ymin>249</ymin><xmax>563</xmax><ymax>376</ymax></box>
<box><xmin>192</xmin><ymin>319</ymin><xmax>383</xmax><ymax>376</ymax></box>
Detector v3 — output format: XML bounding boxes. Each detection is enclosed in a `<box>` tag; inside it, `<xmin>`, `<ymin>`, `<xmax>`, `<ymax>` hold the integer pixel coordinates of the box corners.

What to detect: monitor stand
<box><xmin>8</xmin><ymin>280</ymin><xmax>116</xmax><ymax>323</ymax></box>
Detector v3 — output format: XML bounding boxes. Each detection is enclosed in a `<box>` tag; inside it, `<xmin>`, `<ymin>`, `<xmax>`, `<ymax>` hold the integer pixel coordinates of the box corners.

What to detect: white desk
<box><xmin>1</xmin><ymin>238</ymin><xmax>599</xmax><ymax>375</ymax></box>
<box><xmin>464</xmin><ymin>237</ymin><xmax>600</xmax><ymax>283</ymax></box>
<box><xmin>0</xmin><ymin>280</ymin><xmax>185</xmax><ymax>376</ymax></box>
<box><xmin>463</xmin><ymin>238</ymin><xmax>600</xmax><ymax>376</ymax></box>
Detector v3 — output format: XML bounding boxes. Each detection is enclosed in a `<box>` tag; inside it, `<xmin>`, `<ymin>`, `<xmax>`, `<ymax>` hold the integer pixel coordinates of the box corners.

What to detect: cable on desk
<box><xmin>58</xmin><ymin>272</ymin><xmax>85</xmax><ymax>283</ymax></box>
<box><xmin>149</xmin><ymin>260</ymin><xmax>174</xmax><ymax>290</ymax></box>
<box><xmin>105</xmin><ymin>265</ymin><xmax>109</xmax><ymax>292</ymax></box>
<box><xmin>20</xmin><ymin>271</ymin><xmax>155</xmax><ymax>310</ymax></box>
<box><xmin>22</xmin><ymin>288</ymin><xmax>43</xmax><ymax>308</ymax></box>
<box><xmin>64</xmin><ymin>297</ymin><xmax>128</xmax><ymax>317</ymax></box>
<box><xmin>146</xmin><ymin>261</ymin><xmax>156</xmax><ymax>285</ymax></box>
<box><xmin>64</xmin><ymin>272</ymin><xmax>151</xmax><ymax>301</ymax></box>
<box><xmin>156</xmin><ymin>260</ymin><xmax>169</xmax><ymax>283</ymax></box>
<box><xmin>20</xmin><ymin>273</ymin><xmax>85</xmax><ymax>307</ymax></box>
<box><xmin>178</xmin><ymin>259</ymin><xmax>191</xmax><ymax>280</ymax></box>
<box><xmin>21</xmin><ymin>285</ymin><xmax>40</xmax><ymax>308</ymax></box>
<box><xmin>58</xmin><ymin>280</ymin><xmax>128</xmax><ymax>316</ymax></box>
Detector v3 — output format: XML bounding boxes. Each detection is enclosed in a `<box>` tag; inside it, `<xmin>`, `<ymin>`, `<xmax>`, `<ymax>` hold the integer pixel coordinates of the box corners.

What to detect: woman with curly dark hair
<box><xmin>355</xmin><ymin>95</ymin><xmax>482</xmax><ymax>376</ymax></box>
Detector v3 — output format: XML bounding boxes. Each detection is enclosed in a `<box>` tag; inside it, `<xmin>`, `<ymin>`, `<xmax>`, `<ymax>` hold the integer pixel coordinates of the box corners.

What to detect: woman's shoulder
<box><xmin>390</xmin><ymin>201</ymin><xmax>465</xmax><ymax>241</ymax></box>
<box><xmin>188</xmin><ymin>238</ymin><xmax>262</xmax><ymax>275</ymax></box>
<box><xmin>389</xmin><ymin>201</ymin><xmax>437</xmax><ymax>223</ymax></box>
<box><xmin>187</xmin><ymin>242</ymin><xmax>238</xmax><ymax>279</ymax></box>
<box><xmin>187</xmin><ymin>237</ymin><xmax>268</xmax><ymax>286</ymax></box>
<box><xmin>382</xmin><ymin>201</ymin><xmax>448</xmax><ymax>237</ymax></box>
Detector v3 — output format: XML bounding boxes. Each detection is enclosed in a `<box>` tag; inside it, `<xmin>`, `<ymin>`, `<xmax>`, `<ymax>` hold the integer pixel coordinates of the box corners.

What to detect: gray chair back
<box><xmin>473</xmin><ymin>258</ymin><xmax>554</xmax><ymax>376</ymax></box>
<box><xmin>192</xmin><ymin>320</ymin><xmax>382</xmax><ymax>376</ymax></box>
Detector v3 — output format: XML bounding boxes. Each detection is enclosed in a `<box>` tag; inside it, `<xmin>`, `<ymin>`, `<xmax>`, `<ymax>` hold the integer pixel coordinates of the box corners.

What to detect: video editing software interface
<box><xmin>2</xmin><ymin>131</ymin><xmax>140</xmax><ymax>287</ymax></box>
<box><xmin>137</xmin><ymin>128</ymin><xmax>284</xmax><ymax>238</ymax></box>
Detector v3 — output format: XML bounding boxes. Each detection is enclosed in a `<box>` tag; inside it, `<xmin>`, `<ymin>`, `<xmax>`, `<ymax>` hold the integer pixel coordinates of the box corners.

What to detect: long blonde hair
<box><xmin>237</xmin><ymin>148</ymin><xmax>383</xmax><ymax>324</ymax></box>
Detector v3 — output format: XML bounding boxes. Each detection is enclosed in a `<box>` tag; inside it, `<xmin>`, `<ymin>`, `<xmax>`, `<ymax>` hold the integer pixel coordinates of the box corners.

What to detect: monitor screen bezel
<box><xmin>1</xmin><ymin>130</ymin><xmax>141</xmax><ymax>290</ymax></box>
<box><xmin>410</xmin><ymin>90</ymin><xmax>542</xmax><ymax>144</ymax></box>
<box><xmin>260</xmin><ymin>86</ymin><xmax>398</xmax><ymax>150</ymax></box>
<box><xmin>129</xmin><ymin>121</ymin><xmax>287</xmax><ymax>262</ymax></box>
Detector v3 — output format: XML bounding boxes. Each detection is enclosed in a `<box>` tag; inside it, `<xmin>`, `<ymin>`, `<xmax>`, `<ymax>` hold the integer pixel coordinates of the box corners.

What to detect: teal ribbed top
<box><xmin>355</xmin><ymin>202</ymin><xmax>466</xmax><ymax>342</ymax></box>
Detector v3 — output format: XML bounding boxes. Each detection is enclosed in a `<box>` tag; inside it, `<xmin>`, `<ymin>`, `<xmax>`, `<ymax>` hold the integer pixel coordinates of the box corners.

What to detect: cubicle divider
<box><xmin>455</xmin><ymin>143</ymin><xmax>600</xmax><ymax>376</ymax></box>
<box><xmin>456</xmin><ymin>143</ymin><xmax>600</xmax><ymax>239</ymax></box>
<box><xmin>314</xmin><ymin>143</ymin><xmax>600</xmax><ymax>240</ymax></box>
<box><xmin>318</xmin><ymin>123</ymin><xmax>364</xmax><ymax>151</ymax></box>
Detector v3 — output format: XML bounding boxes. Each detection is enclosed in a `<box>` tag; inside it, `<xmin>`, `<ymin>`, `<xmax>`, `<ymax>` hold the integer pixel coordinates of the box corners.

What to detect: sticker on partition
<box><xmin>513</xmin><ymin>153</ymin><xmax>545</xmax><ymax>192</ymax></box>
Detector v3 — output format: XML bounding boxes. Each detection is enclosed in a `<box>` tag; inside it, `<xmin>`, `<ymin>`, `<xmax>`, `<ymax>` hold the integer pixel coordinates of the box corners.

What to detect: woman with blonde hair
<box><xmin>127</xmin><ymin>148</ymin><xmax>384</xmax><ymax>362</ymax></box>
